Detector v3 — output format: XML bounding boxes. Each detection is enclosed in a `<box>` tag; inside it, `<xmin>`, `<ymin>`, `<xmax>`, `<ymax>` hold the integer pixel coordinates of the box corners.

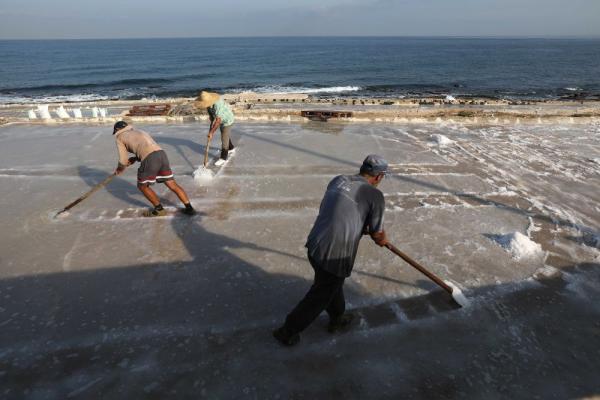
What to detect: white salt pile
<box><xmin>492</xmin><ymin>232</ymin><xmax>544</xmax><ymax>260</ymax></box>
<box><xmin>37</xmin><ymin>105</ymin><xmax>52</xmax><ymax>119</ymax></box>
<box><xmin>193</xmin><ymin>166</ymin><xmax>214</xmax><ymax>185</ymax></box>
<box><xmin>429</xmin><ymin>134</ymin><xmax>455</xmax><ymax>146</ymax></box>
<box><xmin>55</xmin><ymin>106</ymin><xmax>70</xmax><ymax>119</ymax></box>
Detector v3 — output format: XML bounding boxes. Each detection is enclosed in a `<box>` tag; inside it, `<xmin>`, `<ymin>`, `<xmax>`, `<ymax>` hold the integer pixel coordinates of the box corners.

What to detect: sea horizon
<box><xmin>1</xmin><ymin>36</ymin><xmax>599</xmax><ymax>104</ymax></box>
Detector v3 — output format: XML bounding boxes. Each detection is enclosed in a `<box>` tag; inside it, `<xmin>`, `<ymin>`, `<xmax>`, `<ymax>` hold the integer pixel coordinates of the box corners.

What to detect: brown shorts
<box><xmin>137</xmin><ymin>150</ymin><xmax>174</xmax><ymax>185</ymax></box>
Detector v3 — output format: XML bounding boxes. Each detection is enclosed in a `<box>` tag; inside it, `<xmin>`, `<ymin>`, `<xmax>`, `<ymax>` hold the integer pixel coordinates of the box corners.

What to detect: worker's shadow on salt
<box><xmin>157</xmin><ymin>136</ymin><xmax>212</xmax><ymax>171</ymax></box>
<box><xmin>167</xmin><ymin>215</ymin><xmax>362</xmax><ymax>331</ymax></box>
<box><xmin>354</xmin><ymin>269</ymin><xmax>437</xmax><ymax>291</ymax></box>
<box><xmin>77</xmin><ymin>165</ymin><xmax>148</xmax><ymax>208</ymax></box>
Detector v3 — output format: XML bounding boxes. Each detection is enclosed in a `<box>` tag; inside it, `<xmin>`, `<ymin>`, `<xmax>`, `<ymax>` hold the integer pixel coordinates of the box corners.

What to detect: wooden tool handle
<box><xmin>57</xmin><ymin>173</ymin><xmax>116</xmax><ymax>215</ymax></box>
<box><xmin>385</xmin><ymin>243</ymin><xmax>453</xmax><ymax>294</ymax></box>
<box><xmin>203</xmin><ymin>135</ymin><xmax>212</xmax><ymax>167</ymax></box>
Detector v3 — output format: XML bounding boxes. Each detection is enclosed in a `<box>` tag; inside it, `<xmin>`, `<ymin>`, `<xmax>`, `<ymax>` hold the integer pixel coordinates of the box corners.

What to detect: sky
<box><xmin>0</xmin><ymin>0</ymin><xmax>599</xmax><ymax>39</ymax></box>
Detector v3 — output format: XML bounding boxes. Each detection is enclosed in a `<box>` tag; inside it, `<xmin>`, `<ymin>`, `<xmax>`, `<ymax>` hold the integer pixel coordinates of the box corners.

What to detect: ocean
<box><xmin>0</xmin><ymin>37</ymin><xmax>599</xmax><ymax>104</ymax></box>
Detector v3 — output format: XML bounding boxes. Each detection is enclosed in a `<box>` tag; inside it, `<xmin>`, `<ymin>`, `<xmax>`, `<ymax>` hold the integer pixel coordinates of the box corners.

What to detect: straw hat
<box><xmin>195</xmin><ymin>91</ymin><xmax>220</xmax><ymax>108</ymax></box>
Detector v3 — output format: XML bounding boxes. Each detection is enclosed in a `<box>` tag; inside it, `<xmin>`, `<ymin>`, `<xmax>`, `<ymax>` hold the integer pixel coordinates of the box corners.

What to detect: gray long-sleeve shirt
<box><xmin>306</xmin><ymin>175</ymin><xmax>385</xmax><ymax>277</ymax></box>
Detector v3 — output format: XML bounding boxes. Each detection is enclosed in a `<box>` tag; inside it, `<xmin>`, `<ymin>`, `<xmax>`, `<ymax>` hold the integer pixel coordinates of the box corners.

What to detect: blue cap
<box><xmin>360</xmin><ymin>154</ymin><xmax>388</xmax><ymax>176</ymax></box>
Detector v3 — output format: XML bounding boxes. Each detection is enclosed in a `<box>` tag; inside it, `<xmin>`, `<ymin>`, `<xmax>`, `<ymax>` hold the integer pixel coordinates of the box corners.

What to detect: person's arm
<box><xmin>367</xmin><ymin>191</ymin><xmax>388</xmax><ymax>246</ymax></box>
<box><xmin>114</xmin><ymin>140</ymin><xmax>136</xmax><ymax>175</ymax></box>
<box><xmin>208</xmin><ymin>116</ymin><xmax>222</xmax><ymax>139</ymax></box>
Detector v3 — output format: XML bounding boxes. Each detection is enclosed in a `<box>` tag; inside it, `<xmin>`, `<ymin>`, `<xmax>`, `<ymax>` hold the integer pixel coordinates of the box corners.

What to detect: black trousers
<box><xmin>284</xmin><ymin>257</ymin><xmax>346</xmax><ymax>335</ymax></box>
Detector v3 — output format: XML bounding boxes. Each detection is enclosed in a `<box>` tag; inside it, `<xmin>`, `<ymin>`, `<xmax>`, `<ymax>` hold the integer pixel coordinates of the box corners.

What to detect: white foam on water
<box><xmin>245</xmin><ymin>85</ymin><xmax>361</xmax><ymax>95</ymax></box>
<box><xmin>193</xmin><ymin>166</ymin><xmax>214</xmax><ymax>185</ymax></box>
<box><xmin>0</xmin><ymin>93</ymin><xmax>110</xmax><ymax>105</ymax></box>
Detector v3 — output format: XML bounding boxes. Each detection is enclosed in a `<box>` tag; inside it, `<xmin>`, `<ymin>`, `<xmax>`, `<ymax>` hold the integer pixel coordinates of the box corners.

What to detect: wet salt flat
<box><xmin>1</xmin><ymin>121</ymin><xmax>599</xmax><ymax>398</ymax></box>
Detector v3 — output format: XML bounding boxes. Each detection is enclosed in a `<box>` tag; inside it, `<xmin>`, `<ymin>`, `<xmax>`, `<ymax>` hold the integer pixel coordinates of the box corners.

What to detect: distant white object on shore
<box><xmin>92</xmin><ymin>107</ymin><xmax>99</xmax><ymax>118</ymax></box>
<box><xmin>429</xmin><ymin>134</ymin><xmax>455</xmax><ymax>146</ymax></box>
<box><xmin>72</xmin><ymin>108</ymin><xmax>83</xmax><ymax>118</ymax></box>
<box><xmin>55</xmin><ymin>105</ymin><xmax>70</xmax><ymax>119</ymax></box>
<box><xmin>28</xmin><ymin>110</ymin><xmax>37</xmax><ymax>119</ymax></box>
<box><xmin>445</xmin><ymin>95</ymin><xmax>456</xmax><ymax>102</ymax></box>
<box><xmin>37</xmin><ymin>105</ymin><xmax>52</xmax><ymax>119</ymax></box>
<box><xmin>99</xmin><ymin>108</ymin><xmax>107</xmax><ymax>118</ymax></box>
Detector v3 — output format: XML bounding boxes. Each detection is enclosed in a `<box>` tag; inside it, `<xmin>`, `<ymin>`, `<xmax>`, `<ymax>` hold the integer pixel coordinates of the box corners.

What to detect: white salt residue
<box><xmin>54</xmin><ymin>210</ymin><xmax>70</xmax><ymax>220</ymax></box>
<box><xmin>429</xmin><ymin>134</ymin><xmax>455</xmax><ymax>146</ymax></box>
<box><xmin>533</xmin><ymin>265</ymin><xmax>561</xmax><ymax>280</ymax></box>
<box><xmin>67</xmin><ymin>377</ymin><xmax>103</xmax><ymax>398</ymax></box>
<box><xmin>490</xmin><ymin>232</ymin><xmax>544</xmax><ymax>260</ymax></box>
<box><xmin>193</xmin><ymin>166</ymin><xmax>214</xmax><ymax>185</ymax></box>
<box><xmin>562</xmin><ymin>272</ymin><xmax>600</xmax><ymax>311</ymax></box>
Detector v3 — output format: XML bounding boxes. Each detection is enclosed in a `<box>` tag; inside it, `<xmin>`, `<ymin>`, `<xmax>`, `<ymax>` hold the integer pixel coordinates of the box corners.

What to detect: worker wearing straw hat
<box><xmin>195</xmin><ymin>91</ymin><xmax>236</xmax><ymax>166</ymax></box>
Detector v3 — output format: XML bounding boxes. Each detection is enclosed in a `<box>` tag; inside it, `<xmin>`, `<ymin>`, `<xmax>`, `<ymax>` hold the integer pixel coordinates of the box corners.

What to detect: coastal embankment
<box><xmin>1</xmin><ymin>92</ymin><xmax>599</xmax><ymax>126</ymax></box>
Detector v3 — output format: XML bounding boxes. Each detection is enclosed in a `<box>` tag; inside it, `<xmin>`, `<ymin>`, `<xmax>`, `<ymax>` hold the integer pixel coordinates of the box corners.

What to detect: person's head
<box><xmin>359</xmin><ymin>154</ymin><xmax>388</xmax><ymax>186</ymax></box>
<box><xmin>195</xmin><ymin>90</ymin><xmax>220</xmax><ymax>109</ymax></box>
<box><xmin>112</xmin><ymin>120</ymin><xmax>128</xmax><ymax>135</ymax></box>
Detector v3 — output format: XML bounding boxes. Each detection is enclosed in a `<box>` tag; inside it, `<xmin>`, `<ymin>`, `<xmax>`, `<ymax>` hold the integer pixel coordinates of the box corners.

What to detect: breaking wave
<box><xmin>243</xmin><ymin>85</ymin><xmax>361</xmax><ymax>95</ymax></box>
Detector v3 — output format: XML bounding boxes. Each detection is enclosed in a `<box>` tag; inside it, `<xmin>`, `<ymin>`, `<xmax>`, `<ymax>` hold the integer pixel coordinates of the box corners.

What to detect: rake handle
<box><xmin>57</xmin><ymin>173</ymin><xmax>116</xmax><ymax>215</ymax></box>
<box><xmin>385</xmin><ymin>242</ymin><xmax>453</xmax><ymax>294</ymax></box>
<box><xmin>203</xmin><ymin>134</ymin><xmax>213</xmax><ymax>167</ymax></box>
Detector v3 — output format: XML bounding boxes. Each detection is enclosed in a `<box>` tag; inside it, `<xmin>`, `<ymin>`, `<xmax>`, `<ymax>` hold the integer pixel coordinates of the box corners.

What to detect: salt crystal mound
<box><xmin>37</xmin><ymin>105</ymin><xmax>52</xmax><ymax>119</ymax></box>
<box><xmin>429</xmin><ymin>134</ymin><xmax>455</xmax><ymax>146</ymax></box>
<box><xmin>490</xmin><ymin>232</ymin><xmax>544</xmax><ymax>260</ymax></box>
<box><xmin>193</xmin><ymin>166</ymin><xmax>214</xmax><ymax>185</ymax></box>
<box><xmin>55</xmin><ymin>106</ymin><xmax>70</xmax><ymax>119</ymax></box>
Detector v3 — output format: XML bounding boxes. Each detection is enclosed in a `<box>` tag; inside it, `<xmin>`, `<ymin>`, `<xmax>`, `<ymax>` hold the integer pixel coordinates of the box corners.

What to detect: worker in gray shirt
<box><xmin>274</xmin><ymin>155</ymin><xmax>389</xmax><ymax>346</ymax></box>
